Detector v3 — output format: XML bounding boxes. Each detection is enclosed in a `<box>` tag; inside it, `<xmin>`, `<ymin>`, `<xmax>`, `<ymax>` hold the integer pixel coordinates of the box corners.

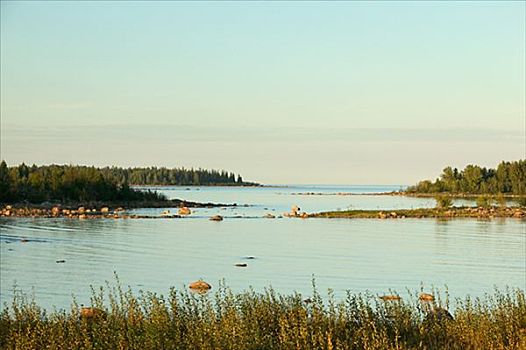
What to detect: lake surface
<box><xmin>1</xmin><ymin>185</ymin><xmax>525</xmax><ymax>310</ymax></box>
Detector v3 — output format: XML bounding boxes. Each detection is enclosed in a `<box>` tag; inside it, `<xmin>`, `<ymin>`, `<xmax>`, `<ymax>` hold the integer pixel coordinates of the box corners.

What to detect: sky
<box><xmin>1</xmin><ymin>1</ymin><xmax>525</xmax><ymax>184</ymax></box>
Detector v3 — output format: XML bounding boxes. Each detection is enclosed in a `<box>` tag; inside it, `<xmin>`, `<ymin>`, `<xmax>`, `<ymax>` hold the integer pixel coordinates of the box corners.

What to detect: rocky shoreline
<box><xmin>0</xmin><ymin>199</ymin><xmax>237</xmax><ymax>219</ymax></box>
<box><xmin>309</xmin><ymin>206</ymin><xmax>526</xmax><ymax>219</ymax></box>
<box><xmin>2</xmin><ymin>203</ymin><xmax>525</xmax><ymax>220</ymax></box>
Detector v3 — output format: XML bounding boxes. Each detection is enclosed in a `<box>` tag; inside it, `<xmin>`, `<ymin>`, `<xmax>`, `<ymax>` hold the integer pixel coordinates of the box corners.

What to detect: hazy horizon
<box><xmin>1</xmin><ymin>1</ymin><xmax>525</xmax><ymax>184</ymax></box>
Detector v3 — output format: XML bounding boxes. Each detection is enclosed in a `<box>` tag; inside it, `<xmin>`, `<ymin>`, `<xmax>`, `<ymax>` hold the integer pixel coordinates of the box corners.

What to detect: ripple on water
<box><xmin>1</xmin><ymin>213</ymin><xmax>525</xmax><ymax>310</ymax></box>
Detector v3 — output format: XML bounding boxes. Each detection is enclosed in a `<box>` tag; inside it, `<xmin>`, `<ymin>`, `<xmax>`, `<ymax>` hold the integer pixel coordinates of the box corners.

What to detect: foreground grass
<box><xmin>1</xmin><ymin>283</ymin><xmax>525</xmax><ymax>350</ymax></box>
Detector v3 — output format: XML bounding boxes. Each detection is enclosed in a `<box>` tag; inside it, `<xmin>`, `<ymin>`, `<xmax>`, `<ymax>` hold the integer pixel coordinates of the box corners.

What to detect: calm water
<box><xmin>1</xmin><ymin>185</ymin><xmax>525</xmax><ymax>310</ymax></box>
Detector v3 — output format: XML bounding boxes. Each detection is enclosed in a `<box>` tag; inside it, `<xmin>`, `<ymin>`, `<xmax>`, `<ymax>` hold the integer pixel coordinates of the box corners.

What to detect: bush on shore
<box><xmin>435</xmin><ymin>195</ymin><xmax>453</xmax><ymax>209</ymax></box>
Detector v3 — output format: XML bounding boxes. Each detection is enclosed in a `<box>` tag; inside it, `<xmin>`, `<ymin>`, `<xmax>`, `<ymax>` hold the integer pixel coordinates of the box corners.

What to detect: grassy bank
<box><xmin>310</xmin><ymin>206</ymin><xmax>526</xmax><ymax>219</ymax></box>
<box><xmin>1</xmin><ymin>283</ymin><xmax>525</xmax><ymax>350</ymax></box>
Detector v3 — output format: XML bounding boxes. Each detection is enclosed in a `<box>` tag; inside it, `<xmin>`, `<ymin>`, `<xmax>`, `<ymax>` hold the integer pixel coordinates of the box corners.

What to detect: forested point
<box><xmin>406</xmin><ymin>160</ymin><xmax>526</xmax><ymax>195</ymax></box>
<box><xmin>0</xmin><ymin>162</ymin><xmax>253</xmax><ymax>203</ymax></box>
<box><xmin>98</xmin><ymin>165</ymin><xmax>255</xmax><ymax>186</ymax></box>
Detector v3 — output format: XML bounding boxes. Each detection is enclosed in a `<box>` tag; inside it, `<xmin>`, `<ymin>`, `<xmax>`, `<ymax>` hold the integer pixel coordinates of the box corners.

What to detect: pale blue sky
<box><xmin>1</xmin><ymin>1</ymin><xmax>524</xmax><ymax>184</ymax></box>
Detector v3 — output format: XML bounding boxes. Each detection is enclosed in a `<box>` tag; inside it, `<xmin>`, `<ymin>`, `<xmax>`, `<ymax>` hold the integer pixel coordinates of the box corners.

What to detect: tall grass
<box><xmin>1</xmin><ymin>281</ymin><xmax>525</xmax><ymax>349</ymax></box>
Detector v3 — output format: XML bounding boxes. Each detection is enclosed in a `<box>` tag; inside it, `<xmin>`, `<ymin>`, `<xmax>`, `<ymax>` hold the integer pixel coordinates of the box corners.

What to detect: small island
<box><xmin>310</xmin><ymin>207</ymin><xmax>525</xmax><ymax>219</ymax></box>
<box><xmin>310</xmin><ymin>160</ymin><xmax>526</xmax><ymax>219</ymax></box>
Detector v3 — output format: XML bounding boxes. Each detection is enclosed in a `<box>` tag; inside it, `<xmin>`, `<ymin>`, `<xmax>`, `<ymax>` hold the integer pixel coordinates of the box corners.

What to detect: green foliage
<box><xmin>0</xmin><ymin>161</ymin><xmax>166</xmax><ymax>204</ymax></box>
<box><xmin>99</xmin><ymin>166</ymin><xmax>253</xmax><ymax>186</ymax></box>
<box><xmin>476</xmin><ymin>195</ymin><xmax>492</xmax><ymax>208</ymax></box>
<box><xmin>407</xmin><ymin>160</ymin><xmax>526</xmax><ymax>195</ymax></box>
<box><xmin>496</xmin><ymin>193</ymin><xmax>507</xmax><ymax>207</ymax></box>
<box><xmin>1</xmin><ymin>283</ymin><xmax>525</xmax><ymax>350</ymax></box>
<box><xmin>435</xmin><ymin>195</ymin><xmax>453</xmax><ymax>209</ymax></box>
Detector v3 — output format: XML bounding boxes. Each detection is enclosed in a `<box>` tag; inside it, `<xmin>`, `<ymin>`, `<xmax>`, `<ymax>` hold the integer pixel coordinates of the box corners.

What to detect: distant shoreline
<box><xmin>290</xmin><ymin>191</ymin><xmax>526</xmax><ymax>198</ymax></box>
<box><xmin>130</xmin><ymin>184</ymin><xmax>262</xmax><ymax>188</ymax></box>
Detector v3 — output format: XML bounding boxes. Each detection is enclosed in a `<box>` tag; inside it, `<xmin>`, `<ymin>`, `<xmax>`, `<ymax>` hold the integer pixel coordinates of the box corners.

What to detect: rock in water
<box><xmin>419</xmin><ymin>293</ymin><xmax>435</xmax><ymax>302</ymax></box>
<box><xmin>189</xmin><ymin>280</ymin><xmax>212</xmax><ymax>292</ymax></box>
<box><xmin>178</xmin><ymin>207</ymin><xmax>191</xmax><ymax>215</ymax></box>
<box><xmin>210</xmin><ymin>215</ymin><xmax>223</xmax><ymax>221</ymax></box>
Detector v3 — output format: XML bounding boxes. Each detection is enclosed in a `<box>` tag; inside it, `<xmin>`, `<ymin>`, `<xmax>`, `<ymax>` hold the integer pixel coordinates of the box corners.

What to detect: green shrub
<box><xmin>516</xmin><ymin>197</ymin><xmax>526</xmax><ymax>207</ymax></box>
<box><xmin>476</xmin><ymin>195</ymin><xmax>492</xmax><ymax>208</ymax></box>
<box><xmin>435</xmin><ymin>195</ymin><xmax>453</xmax><ymax>209</ymax></box>
<box><xmin>496</xmin><ymin>193</ymin><xmax>507</xmax><ymax>207</ymax></box>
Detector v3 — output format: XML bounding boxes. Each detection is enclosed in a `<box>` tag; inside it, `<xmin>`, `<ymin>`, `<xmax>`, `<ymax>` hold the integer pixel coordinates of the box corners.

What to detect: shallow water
<box><xmin>1</xmin><ymin>186</ymin><xmax>524</xmax><ymax>310</ymax></box>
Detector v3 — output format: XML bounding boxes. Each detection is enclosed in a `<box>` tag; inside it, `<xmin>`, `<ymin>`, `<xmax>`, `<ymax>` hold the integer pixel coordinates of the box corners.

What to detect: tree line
<box><xmin>0</xmin><ymin>162</ymin><xmax>252</xmax><ymax>203</ymax></box>
<box><xmin>407</xmin><ymin>160</ymin><xmax>526</xmax><ymax>195</ymax></box>
<box><xmin>98</xmin><ymin>166</ymin><xmax>253</xmax><ymax>186</ymax></box>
